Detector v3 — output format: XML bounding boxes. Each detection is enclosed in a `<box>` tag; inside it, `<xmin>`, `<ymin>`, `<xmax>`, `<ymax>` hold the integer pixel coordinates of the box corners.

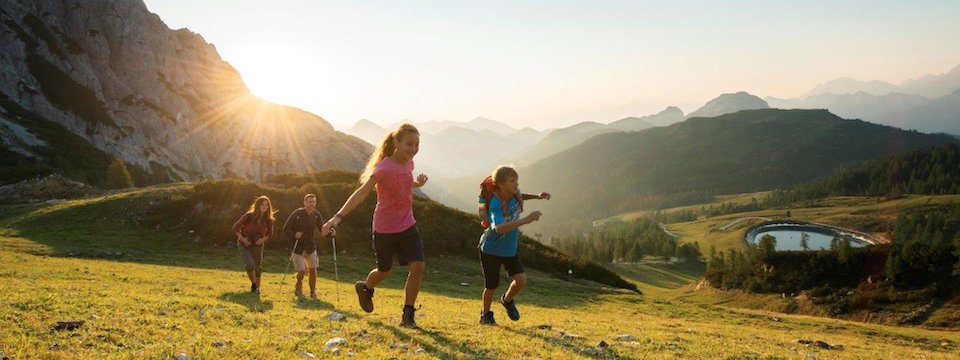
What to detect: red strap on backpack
<box><xmin>479</xmin><ymin>176</ymin><xmax>523</xmax><ymax>228</ymax></box>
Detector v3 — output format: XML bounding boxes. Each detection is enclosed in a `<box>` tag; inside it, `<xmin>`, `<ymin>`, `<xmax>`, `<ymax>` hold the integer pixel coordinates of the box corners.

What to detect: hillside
<box><xmin>765</xmin><ymin>143</ymin><xmax>960</xmax><ymax>206</ymax></box>
<box><xmin>2</xmin><ymin>191</ymin><xmax>959</xmax><ymax>358</ymax></box>
<box><xmin>518</xmin><ymin>109</ymin><xmax>960</xmax><ymax>237</ymax></box>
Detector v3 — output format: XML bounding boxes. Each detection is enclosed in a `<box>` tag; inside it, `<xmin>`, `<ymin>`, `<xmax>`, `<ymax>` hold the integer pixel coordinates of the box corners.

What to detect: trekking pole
<box><xmin>329</xmin><ymin>231</ymin><xmax>341</xmax><ymax>307</ymax></box>
<box><xmin>279</xmin><ymin>238</ymin><xmax>301</xmax><ymax>292</ymax></box>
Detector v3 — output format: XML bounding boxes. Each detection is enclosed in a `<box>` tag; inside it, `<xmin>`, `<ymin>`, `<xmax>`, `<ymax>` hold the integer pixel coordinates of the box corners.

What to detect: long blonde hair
<box><xmin>360</xmin><ymin>123</ymin><xmax>419</xmax><ymax>182</ymax></box>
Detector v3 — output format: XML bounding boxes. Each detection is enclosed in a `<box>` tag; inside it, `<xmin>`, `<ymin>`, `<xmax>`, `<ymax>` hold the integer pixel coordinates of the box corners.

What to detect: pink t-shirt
<box><xmin>371</xmin><ymin>157</ymin><xmax>416</xmax><ymax>233</ymax></box>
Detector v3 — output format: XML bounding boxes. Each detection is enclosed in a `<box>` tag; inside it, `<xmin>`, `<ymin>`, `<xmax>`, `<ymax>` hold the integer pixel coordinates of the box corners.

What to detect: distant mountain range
<box><xmin>515</xmin><ymin>109</ymin><xmax>960</xmax><ymax>237</ymax></box>
<box><xmin>344</xmin><ymin>93</ymin><xmax>767</xmax><ymax>180</ymax></box>
<box><xmin>802</xmin><ymin>64</ymin><xmax>960</xmax><ymax>99</ymax></box>
<box><xmin>769</xmin><ymin>64</ymin><xmax>960</xmax><ymax>135</ymax></box>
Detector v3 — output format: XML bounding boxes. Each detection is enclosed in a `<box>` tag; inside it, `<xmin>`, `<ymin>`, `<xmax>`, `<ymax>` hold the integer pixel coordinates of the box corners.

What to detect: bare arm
<box><xmin>521</xmin><ymin>192</ymin><xmax>551</xmax><ymax>200</ymax></box>
<box><xmin>323</xmin><ymin>178</ymin><xmax>377</xmax><ymax>229</ymax></box>
<box><xmin>492</xmin><ymin>211</ymin><xmax>542</xmax><ymax>235</ymax></box>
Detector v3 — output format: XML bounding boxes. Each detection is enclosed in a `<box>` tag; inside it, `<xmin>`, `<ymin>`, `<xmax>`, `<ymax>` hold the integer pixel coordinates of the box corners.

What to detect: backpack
<box><xmin>478</xmin><ymin>176</ymin><xmax>523</xmax><ymax>228</ymax></box>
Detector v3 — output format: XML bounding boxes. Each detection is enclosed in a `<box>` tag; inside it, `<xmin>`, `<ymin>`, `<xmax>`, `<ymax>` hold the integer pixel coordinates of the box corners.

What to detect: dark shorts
<box><xmin>373</xmin><ymin>225</ymin><xmax>424</xmax><ymax>272</ymax></box>
<box><xmin>479</xmin><ymin>251</ymin><xmax>524</xmax><ymax>289</ymax></box>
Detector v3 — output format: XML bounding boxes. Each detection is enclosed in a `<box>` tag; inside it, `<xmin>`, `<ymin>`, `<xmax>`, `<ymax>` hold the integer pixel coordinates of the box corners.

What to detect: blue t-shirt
<box><xmin>479</xmin><ymin>193</ymin><xmax>521</xmax><ymax>257</ymax></box>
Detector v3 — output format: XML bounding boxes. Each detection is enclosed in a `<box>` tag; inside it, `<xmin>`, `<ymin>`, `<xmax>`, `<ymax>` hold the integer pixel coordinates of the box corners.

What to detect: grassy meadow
<box><xmin>1</xmin><ymin>187</ymin><xmax>959</xmax><ymax>359</ymax></box>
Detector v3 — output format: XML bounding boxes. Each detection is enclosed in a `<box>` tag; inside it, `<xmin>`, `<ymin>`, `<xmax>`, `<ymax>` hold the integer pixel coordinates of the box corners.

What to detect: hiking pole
<box><xmin>279</xmin><ymin>237</ymin><xmax>301</xmax><ymax>293</ymax></box>
<box><xmin>329</xmin><ymin>231</ymin><xmax>341</xmax><ymax>307</ymax></box>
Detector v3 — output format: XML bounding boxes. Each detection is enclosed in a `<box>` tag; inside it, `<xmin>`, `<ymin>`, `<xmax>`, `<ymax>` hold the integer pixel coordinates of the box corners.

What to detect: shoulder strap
<box><xmin>513</xmin><ymin>192</ymin><xmax>524</xmax><ymax>213</ymax></box>
<box><xmin>479</xmin><ymin>176</ymin><xmax>496</xmax><ymax>203</ymax></box>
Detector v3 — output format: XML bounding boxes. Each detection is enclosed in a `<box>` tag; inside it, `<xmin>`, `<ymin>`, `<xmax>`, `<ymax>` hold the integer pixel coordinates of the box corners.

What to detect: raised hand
<box><xmin>538</xmin><ymin>192</ymin><xmax>551</xmax><ymax>200</ymax></box>
<box><xmin>526</xmin><ymin>210</ymin><xmax>543</xmax><ymax>223</ymax></box>
<box><xmin>416</xmin><ymin>173</ymin><xmax>429</xmax><ymax>187</ymax></box>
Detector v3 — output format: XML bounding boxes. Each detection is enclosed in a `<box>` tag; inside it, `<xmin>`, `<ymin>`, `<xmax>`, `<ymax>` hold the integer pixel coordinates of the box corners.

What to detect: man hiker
<box><xmin>282</xmin><ymin>194</ymin><xmax>334</xmax><ymax>299</ymax></box>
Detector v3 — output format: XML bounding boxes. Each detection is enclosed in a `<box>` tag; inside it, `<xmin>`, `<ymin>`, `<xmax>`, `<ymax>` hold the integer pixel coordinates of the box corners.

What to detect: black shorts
<box><xmin>373</xmin><ymin>225</ymin><xmax>424</xmax><ymax>272</ymax></box>
<box><xmin>479</xmin><ymin>251</ymin><xmax>524</xmax><ymax>289</ymax></box>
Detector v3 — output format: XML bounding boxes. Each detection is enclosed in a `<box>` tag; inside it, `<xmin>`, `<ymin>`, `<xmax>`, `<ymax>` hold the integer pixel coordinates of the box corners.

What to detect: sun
<box><xmin>227</xmin><ymin>41</ymin><xmax>316</xmax><ymax>106</ymax></box>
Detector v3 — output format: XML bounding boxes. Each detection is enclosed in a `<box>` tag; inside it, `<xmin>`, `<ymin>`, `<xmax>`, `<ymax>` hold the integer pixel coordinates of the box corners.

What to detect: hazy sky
<box><xmin>143</xmin><ymin>0</ymin><xmax>960</xmax><ymax>130</ymax></box>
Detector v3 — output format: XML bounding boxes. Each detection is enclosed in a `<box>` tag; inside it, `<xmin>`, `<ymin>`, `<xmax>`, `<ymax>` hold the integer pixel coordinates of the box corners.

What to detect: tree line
<box><xmin>551</xmin><ymin>218</ymin><xmax>702</xmax><ymax>263</ymax></box>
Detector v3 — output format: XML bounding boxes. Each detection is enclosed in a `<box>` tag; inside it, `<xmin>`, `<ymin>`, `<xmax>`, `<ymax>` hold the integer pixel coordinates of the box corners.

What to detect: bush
<box><xmin>105</xmin><ymin>158</ymin><xmax>133</xmax><ymax>189</ymax></box>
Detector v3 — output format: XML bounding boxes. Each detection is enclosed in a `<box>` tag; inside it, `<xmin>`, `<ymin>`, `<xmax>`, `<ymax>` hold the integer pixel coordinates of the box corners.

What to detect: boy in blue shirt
<box><xmin>477</xmin><ymin>166</ymin><xmax>550</xmax><ymax>325</ymax></box>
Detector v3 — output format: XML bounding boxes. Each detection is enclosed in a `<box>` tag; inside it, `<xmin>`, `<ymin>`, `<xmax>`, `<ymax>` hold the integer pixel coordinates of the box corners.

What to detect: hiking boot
<box><xmin>479</xmin><ymin>311</ymin><xmax>496</xmax><ymax>325</ymax></box>
<box><xmin>310</xmin><ymin>292</ymin><xmax>318</xmax><ymax>300</ymax></box>
<box><xmin>399</xmin><ymin>305</ymin><xmax>419</xmax><ymax>329</ymax></box>
<box><xmin>501</xmin><ymin>294</ymin><xmax>520</xmax><ymax>321</ymax></box>
<box><xmin>251</xmin><ymin>283</ymin><xmax>259</xmax><ymax>294</ymax></box>
<box><xmin>295</xmin><ymin>283</ymin><xmax>304</xmax><ymax>297</ymax></box>
<box><xmin>355</xmin><ymin>281</ymin><xmax>375</xmax><ymax>313</ymax></box>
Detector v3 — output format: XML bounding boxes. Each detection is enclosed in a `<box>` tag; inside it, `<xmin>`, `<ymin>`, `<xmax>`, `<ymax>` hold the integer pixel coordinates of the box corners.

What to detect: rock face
<box><xmin>0</xmin><ymin>0</ymin><xmax>370</xmax><ymax>183</ymax></box>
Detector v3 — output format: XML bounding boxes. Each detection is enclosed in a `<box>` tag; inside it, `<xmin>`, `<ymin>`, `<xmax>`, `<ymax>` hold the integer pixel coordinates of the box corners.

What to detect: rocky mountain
<box><xmin>0</xmin><ymin>0</ymin><xmax>370</xmax><ymax>186</ymax></box>
<box><xmin>687</xmin><ymin>91</ymin><xmax>770</xmax><ymax>118</ymax></box>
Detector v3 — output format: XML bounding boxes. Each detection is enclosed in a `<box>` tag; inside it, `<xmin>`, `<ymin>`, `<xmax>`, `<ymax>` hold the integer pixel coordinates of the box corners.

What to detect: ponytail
<box><xmin>360</xmin><ymin>123</ymin><xmax>419</xmax><ymax>182</ymax></box>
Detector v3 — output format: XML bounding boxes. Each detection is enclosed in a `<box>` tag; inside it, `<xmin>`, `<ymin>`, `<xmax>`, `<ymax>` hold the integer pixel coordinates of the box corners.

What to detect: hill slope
<box><xmin>2</xmin><ymin>197</ymin><xmax>958</xmax><ymax>357</ymax></box>
<box><xmin>519</xmin><ymin>109</ymin><xmax>960</xmax><ymax>236</ymax></box>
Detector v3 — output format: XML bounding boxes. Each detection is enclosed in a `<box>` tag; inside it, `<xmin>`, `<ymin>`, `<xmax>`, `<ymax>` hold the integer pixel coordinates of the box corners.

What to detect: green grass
<box><xmin>612</xmin><ymin>191</ymin><xmax>772</xmax><ymax>222</ymax></box>
<box><xmin>2</xmin><ymin>188</ymin><xmax>959</xmax><ymax>358</ymax></box>
<box><xmin>652</xmin><ymin>194</ymin><xmax>960</xmax><ymax>253</ymax></box>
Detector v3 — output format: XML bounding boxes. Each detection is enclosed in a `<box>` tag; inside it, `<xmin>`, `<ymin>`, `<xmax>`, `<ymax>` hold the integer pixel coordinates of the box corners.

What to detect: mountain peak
<box><xmin>802</xmin><ymin>77</ymin><xmax>899</xmax><ymax>97</ymax></box>
<box><xmin>466</xmin><ymin>117</ymin><xmax>516</xmax><ymax>136</ymax></box>
<box><xmin>688</xmin><ymin>92</ymin><xmax>769</xmax><ymax>119</ymax></box>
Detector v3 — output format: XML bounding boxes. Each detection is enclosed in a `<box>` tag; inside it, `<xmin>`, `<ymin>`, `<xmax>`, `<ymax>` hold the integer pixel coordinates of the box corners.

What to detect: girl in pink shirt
<box><xmin>322</xmin><ymin>123</ymin><xmax>428</xmax><ymax>329</ymax></box>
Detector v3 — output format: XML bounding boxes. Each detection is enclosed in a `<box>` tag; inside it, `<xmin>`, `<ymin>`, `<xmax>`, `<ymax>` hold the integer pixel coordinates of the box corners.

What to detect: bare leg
<box><xmin>245</xmin><ymin>270</ymin><xmax>256</xmax><ymax>285</ymax></box>
<box><xmin>503</xmin><ymin>273</ymin><xmax>527</xmax><ymax>301</ymax></box>
<box><xmin>364</xmin><ymin>268</ymin><xmax>391</xmax><ymax>289</ymax></box>
<box><xmin>403</xmin><ymin>261</ymin><xmax>425</xmax><ymax>306</ymax></box>
<box><xmin>295</xmin><ymin>271</ymin><xmax>305</xmax><ymax>294</ymax></box>
<box><xmin>482</xmin><ymin>288</ymin><xmax>496</xmax><ymax>312</ymax></box>
<box><xmin>308</xmin><ymin>267</ymin><xmax>317</xmax><ymax>295</ymax></box>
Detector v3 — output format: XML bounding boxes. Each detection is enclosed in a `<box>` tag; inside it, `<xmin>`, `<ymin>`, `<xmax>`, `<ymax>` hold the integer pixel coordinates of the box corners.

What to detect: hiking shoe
<box><xmin>251</xmin><ymin>284</ymin><xmax>260</xmax><ymax>294</ymax></box>
<box><xmin>399</xmin><ymin>305</ymin><xmax>420</xmax><ymax>329</ymax></box>
<box><xmin>501</xmin><ymin>294</ymin><xmax>520</xmax><ymax>321</ymax></box>
<box><xmin>310</xmin><ymin>292</ymin><xmax>318</xmax><ymax>300</ymax></box>
<box><xmin>479</xmin><ymin>311</ymin><xmax>496</xmax><ymax>325</ymax></box>
<box><xmin>355</xmin><ymin>281</ymin><xmax>375</xmax><ymax>313</ymax></box>
<box><xmin>295</xmin><ymin>283</ymin><xmax>304</xmax><ymax>297</ymax></box>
